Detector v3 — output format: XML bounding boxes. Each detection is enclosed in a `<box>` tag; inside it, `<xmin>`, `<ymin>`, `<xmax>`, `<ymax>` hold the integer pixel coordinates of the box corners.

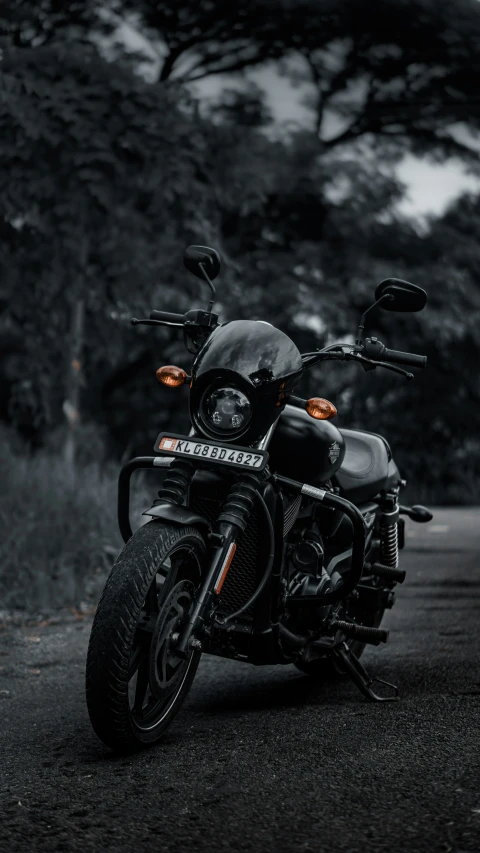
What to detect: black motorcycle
<box><xmin>86</xmin><ymin>245</ymin><xmax>432</xmax><ymax>751</ymax></box>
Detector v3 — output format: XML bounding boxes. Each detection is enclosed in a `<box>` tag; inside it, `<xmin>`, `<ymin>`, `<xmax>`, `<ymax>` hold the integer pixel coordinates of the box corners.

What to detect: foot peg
<box><xmin>366</xmin><ymin>562</ymin><xmax>406</xmax><ymax>584</ymax></box>
<box><xmin>330</xmin><ymin>619</ymin><xmax>389</xmax><ymax>646</ymax></box>
<box><xmin>333</xmin><ymin>643</ymin><xmax>399</xmax><ymax>702</ymax></box>
<box><xmin>399</xmin><ymin>504</ymin><xmax>433</xmax><ymax>523</ymax></box>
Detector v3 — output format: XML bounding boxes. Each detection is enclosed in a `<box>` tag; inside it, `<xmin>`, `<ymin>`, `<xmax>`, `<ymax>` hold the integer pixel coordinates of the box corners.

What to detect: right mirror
<box><xmin>375</xmin><ymin>278</ymin><xmax>427</xmax><ymax>312</ymax></box>
<box><xmin>184</xmin><ymin>245</ymin><xmax>221</xmax><ymax>281</ymax></box>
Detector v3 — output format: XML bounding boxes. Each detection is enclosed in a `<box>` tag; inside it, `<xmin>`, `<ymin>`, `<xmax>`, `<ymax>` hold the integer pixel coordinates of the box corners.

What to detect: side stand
<box><xmin>332</xmin><ymin>643</ymin><xmax>399</xmax><ymax>702</ymax></box>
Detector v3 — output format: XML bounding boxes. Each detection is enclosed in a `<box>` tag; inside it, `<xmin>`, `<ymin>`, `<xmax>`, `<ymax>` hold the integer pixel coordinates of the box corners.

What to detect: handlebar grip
<box><xmin>383</xmin><ymin>347</ymin><xmax>427</xmax><ymax>369</ymax></box>
<box><xmin>149</xmin><ymin>310</ymin><xmax>185</xmax><ymax>325</ymax></box>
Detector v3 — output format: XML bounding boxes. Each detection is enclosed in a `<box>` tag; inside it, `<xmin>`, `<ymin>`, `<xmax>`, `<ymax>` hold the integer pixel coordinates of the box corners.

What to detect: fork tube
<box><xmin>175</xmin><ymin>469</ymin><xmax>263</xmax><ymax>656</ymax></box>
<box><xmin>174</xmin><ymin>523</ymin><xmax>237</xmax><ymax>657</ymax></box>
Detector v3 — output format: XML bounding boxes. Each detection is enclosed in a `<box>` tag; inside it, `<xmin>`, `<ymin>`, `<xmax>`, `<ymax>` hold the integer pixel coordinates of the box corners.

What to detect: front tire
<box><xmin>86</xmin><ymin>521</ymin><xmax>206</xmax><ymax>751</ymax></box>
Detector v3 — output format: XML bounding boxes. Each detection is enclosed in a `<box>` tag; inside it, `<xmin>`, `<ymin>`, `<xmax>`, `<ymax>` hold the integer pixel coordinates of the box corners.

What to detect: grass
<box><xmin>0</xmin><ymin>427</ymin><xmax>150</xmax><ymax>612</ymax></box>
<box><xmin>402</xmin><ymin>467</ymin><xmax>480</xmax><ymax>508</ymax></box>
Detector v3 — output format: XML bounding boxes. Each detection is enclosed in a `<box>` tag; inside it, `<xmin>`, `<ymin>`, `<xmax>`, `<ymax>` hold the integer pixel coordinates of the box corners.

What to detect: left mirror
<box><xmin>184</xmin><ymin>246</ymin><xmax>221</xmax><ymax>281</ymax></box>
<box><xmin>375</xmin><ymin>278</ymin><xmax>427</xmax><ymax>313</ymax></box>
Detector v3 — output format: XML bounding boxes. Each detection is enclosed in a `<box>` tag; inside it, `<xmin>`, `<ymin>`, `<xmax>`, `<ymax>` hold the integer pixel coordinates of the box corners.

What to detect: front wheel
<box><xmin>86</xmin><ymin>521</ymin><xmax>207</xmax><ymax>751</ymax></box>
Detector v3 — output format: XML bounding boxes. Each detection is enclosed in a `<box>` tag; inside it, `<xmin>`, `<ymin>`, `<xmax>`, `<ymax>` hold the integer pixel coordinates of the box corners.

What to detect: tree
<box><xmin>0</xmin><ymin>0</ymin><xmax>113</xmax><ymax>47</ymax></box>
<box><xmin>192</xmin><ymin>100</ymin><xmax>480</xmax><ymax>501</ymax></box>
<box><xmin>282</xmin><ymin>0</ymin><xmax>480</xmax><ymax>160</ymax></box>
<box><xmin>2</xmin><ymin>0</ymin><xmax>480</xmax><ymax>503</ymax></box>
<box><xmin>0</xmin><ymin>39</ymin><xmax>208</xmax><ymax>463</ymax></box>
<box><xmin>121</xmin><ymin>0</ymin><xmax>292</xmax><ymax>82</ymax></box>
<box><xmin>125</xmin><ymin>0</ymin><xmax>480</xmax><ymax>163</ymax></box>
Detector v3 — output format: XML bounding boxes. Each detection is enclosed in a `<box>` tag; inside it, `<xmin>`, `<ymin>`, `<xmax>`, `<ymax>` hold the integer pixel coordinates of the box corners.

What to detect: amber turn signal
<box><xmin>305</xmin><ymin>397</ymin><xmax>337</xmax><ymax>420</ymax></box>
<box><xmin>156</xmin><ymin>365</ymin><xmax>187</xmax><ymax>388</ymax></box>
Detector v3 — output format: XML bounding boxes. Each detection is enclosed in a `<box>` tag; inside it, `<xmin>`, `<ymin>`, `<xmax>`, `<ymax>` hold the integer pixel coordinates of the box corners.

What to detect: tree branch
<box><xmin>174</xmin><ymin>43</ymin><xmax>260</xmax><ymax>81</ymax></box>
<box><xmin>159</xmin><ymin>45</ymin><xmax>185</xmax><ymax>81</ymax></box>
<box><xmin>321</xmin><ymin>121</ymin><xmax>363</xmax><ymax>148</ymax></box>
<box><xmin>299</xmin><ymin>39</ymin><xmax>363</xmax><ymax>137</ymax></box>
<box><xmin>178</xmin><ymin>54</ymin><xmax>268</xmax><ymax>83</ymax></box>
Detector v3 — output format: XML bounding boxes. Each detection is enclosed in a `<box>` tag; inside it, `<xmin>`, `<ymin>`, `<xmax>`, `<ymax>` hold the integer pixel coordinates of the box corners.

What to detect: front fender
<box><xmin>143</xmin><ymin>502</ymin><xmax>211</xmax><ymax>531</ymax></box>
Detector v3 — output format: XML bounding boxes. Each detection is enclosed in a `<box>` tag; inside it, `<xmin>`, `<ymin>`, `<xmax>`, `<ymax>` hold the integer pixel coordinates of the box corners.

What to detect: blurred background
<box><xmin>1</xmin><ymin>0</ymin><xmax>480</xmax><ymax>611</ymax></box>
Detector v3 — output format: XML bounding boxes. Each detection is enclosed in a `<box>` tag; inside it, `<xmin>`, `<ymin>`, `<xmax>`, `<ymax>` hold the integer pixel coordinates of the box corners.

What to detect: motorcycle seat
<box><xmin>334</xmin><ymin>428</ymin><xmax>401</xmax><ymax>504</ymax></box>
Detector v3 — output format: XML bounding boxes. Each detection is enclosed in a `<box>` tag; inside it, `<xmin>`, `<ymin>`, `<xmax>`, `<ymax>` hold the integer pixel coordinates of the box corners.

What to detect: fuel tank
<box><xmin>268</xmin><ymin>404</ymin><xmax>346</xmax><ymax>485</ymax></box>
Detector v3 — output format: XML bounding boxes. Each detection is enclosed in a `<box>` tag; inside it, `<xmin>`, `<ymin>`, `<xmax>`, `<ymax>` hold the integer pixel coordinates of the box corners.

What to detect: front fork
<box><xmin>116</xmin><ymin>453</ymin><xmax>261</xmax><ymax>658</ymax></box>
<box><xmin>170</xmin><ymin>424</ymin><xmax>280</xmax><ymax>657</ymax></box>
<box><xmin>164</xmin><ymin>467</ymin><xmax>264</xmax><ymax>658</ymax></box>
<box><xmin>174</xmin><ymin>521</ymin><xmax>238</xmax><ymax>657</ymax></box>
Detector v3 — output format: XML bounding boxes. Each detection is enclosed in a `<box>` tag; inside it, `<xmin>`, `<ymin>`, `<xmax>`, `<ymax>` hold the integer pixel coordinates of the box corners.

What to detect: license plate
<box><xmin>154</xmin><ymin>433</ymin><xmax>268</xmax><ymax>471</ymax></box>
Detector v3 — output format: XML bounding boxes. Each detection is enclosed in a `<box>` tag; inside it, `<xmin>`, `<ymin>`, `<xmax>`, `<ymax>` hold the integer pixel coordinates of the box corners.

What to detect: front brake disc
<box><xmin>148</xmin><ymin>580</ymin><xmax>195</xmax><ymax>700</ymax></box>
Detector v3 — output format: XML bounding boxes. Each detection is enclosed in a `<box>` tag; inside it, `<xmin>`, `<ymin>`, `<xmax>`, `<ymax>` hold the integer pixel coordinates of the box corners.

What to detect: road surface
<box><xmin>1</xmin><ymin>509</ymin><xmax>479</xmax><ymax>853</ymax></box>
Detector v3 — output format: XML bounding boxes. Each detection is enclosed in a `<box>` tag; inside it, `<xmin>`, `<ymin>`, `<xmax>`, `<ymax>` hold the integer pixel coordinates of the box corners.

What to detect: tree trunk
<box><xmin>63</xmin><ymin>297</ymin><xmax>85</xmax><ymax>470</ymax></box>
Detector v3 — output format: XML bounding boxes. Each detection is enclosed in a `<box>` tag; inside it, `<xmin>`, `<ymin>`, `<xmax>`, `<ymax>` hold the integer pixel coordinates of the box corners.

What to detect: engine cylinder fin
<box><xmin>283</xmin><ymin>494</ymin><xmax>301</xmax><ymax>537</ymax></box>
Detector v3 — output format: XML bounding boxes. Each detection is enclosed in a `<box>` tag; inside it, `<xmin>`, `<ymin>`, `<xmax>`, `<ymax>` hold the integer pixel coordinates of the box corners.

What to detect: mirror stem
<box><xmin>199</xmin><ymin>262</ymin><xmax>216</xmax><ymax>313</ymax></box>
<box><xmin>356</xmin><ymin>294</ymin><xmax>391</xmax><ymax>344</ymax></box>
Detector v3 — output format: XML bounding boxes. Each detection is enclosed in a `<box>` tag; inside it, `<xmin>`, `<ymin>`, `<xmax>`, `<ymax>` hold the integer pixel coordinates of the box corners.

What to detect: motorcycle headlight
<box><xmin>200</xmin><ymin>386</ymin><xmax>252</xmax><ymax>434</ymax></box>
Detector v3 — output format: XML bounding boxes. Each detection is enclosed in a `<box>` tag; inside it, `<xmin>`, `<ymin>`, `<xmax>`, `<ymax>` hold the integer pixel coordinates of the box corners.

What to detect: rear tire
<box><xmin>86</xmin><ymin>521</ymin><xmax>206</xmax><ymax>752</ymax></box>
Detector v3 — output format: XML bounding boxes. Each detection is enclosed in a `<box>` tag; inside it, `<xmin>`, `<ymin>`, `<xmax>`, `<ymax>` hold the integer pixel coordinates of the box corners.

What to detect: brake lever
<box><xmin>370</xmin><ymin>359</ymin><xmax>414</xmax><ymax>380</ymax></box>
<box><xmin>131</xmin><ymin>318</ymin><xmax>163</xmax><ymax>326</ymax></box>
<box><xmin>131</xmin><ymin>318</ymin><xmax>183</xmax><ymax>328</ymax></box>
<box><xmin>351</xmin><ymin>353</ymin><xmax>414</xmax><ymax>380</ymax></box>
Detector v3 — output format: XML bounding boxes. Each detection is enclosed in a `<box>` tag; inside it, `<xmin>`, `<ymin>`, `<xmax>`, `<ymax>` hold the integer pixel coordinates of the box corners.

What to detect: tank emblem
<box><xmin>328</xmin><ymin>441</ymin><xmax>341</xmax><ymax>464</ymax></box>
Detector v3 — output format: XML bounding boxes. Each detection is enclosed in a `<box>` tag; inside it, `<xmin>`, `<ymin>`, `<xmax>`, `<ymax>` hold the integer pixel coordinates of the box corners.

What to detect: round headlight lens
<box><xmin>201</xmin><ymin>386</ymin><xmax>252</xmax><ymax>433</ymax></box>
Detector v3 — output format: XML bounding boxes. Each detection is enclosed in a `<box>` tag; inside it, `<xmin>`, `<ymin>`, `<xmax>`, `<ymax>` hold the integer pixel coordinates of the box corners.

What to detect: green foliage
<box><xmin>0</xmin><ymin>0</ymin><xmax>110</xmax><ymax>48</ymax></box>
<box><xmin>282</xmin><ymin>0</ymin><xmax>480</xmax><ymax>160</ymax></box>
<box><xmin>122</xmin><ymin>0</ymin><xmax>289</xmax><ymax>82</ymax></box>
<box><xmin>128</xmin><ymin>0</ymin><xmax>480</xmax><ymax>161</ymax></box>
<box><xmin>0</xmin><ymin>38</ymin><xmax>210</xmax><ymax>439</ymax></box>
<box><xmin>193</xmin><ymin>115</ymin><xmax>480</xmax><ymax>501</ymax></box>
<box><xmin>1</xmin><ymin>1</ymin><xmax>480</xmax><ymax>508</ymax></box>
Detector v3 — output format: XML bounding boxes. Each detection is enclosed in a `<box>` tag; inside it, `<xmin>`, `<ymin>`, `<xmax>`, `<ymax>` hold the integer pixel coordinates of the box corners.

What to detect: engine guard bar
<box><xmin>118</xmin><ymin>456</ymin><xmax>172</xmax><ymax>544</ymax></box>
<box><xmin>274</xmin><ymin>475</ymin><xmax>366</xmax><ymax>606</ymax></box>
<box><xmin>119</xmin><ymin>462</ymin><xmax>365</xmax><ymax>605</ymax></box>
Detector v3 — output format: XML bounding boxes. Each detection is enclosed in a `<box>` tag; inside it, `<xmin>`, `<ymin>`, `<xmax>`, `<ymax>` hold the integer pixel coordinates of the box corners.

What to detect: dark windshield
<box><xmin>193</xmin><ymin>320</ymin><xmax>303</xmax><ymax>387</ymax></box>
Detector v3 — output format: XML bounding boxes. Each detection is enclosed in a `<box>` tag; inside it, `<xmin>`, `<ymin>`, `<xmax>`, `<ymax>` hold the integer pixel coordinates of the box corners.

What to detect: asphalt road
<box><xmin>1</xmin><ymin>508</ymin><xmax>479</xmax><ymax>853</ymax></box>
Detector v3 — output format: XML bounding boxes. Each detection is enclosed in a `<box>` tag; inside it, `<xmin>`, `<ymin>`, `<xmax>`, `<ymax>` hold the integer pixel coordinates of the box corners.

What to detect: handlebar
<box><xmin>382</xmin><ymin>347</ymin><xmax>427</xmax><ymax>369</ymax></box>
<box><xmin>150</xmin><ymin>310</ymin><xmax>185</xmax><ymax>326</ymax></box>
<box><xmin>363</xmin><ymin>338</ymin><xmax>427</xmax><ymax>369</ymax></box>
<box><xmin>133</xmin><ymin>313</ymin><xmax>427</xmax><ymax>376</ymax></box>
<box><xmin>131</xmin><ymin>309</ymin><xmax>219</xmax><ymax>351</ymax></box>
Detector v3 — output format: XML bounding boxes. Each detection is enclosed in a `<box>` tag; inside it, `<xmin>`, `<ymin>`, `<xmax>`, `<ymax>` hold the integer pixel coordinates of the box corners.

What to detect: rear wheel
<box><xmin>86</xmin><ymin>521</ymin><xmax>206</xmax><ymax>751</ymax></box>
